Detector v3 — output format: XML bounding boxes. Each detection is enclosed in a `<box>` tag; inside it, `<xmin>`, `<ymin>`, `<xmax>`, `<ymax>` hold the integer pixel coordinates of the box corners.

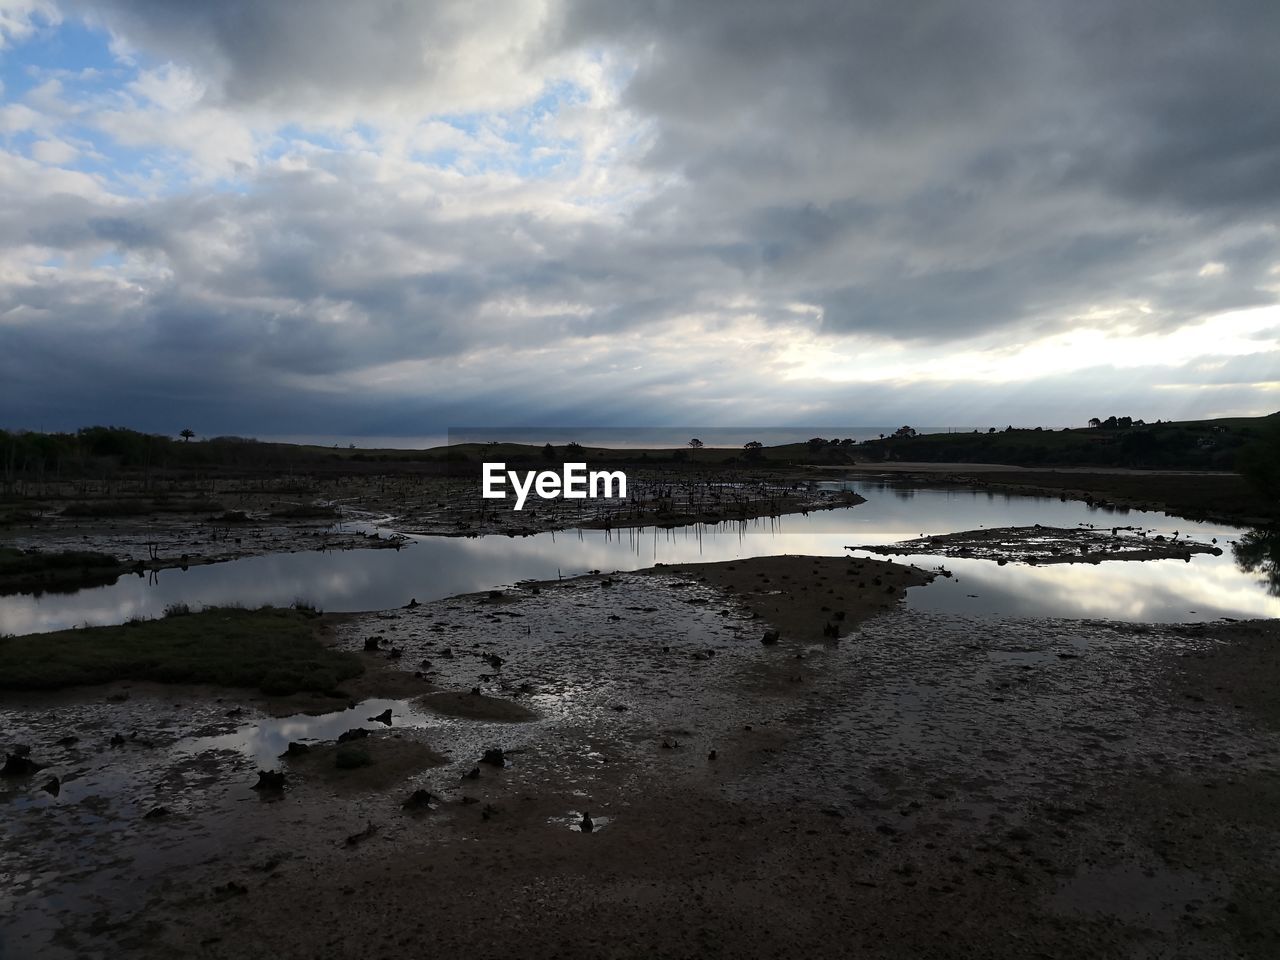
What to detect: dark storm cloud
<box><xmin>3</xmin><ymin>0</ymin><xmax>1279</xmax><ymax>433</ymax></box>
<box><xmin>560</xmin><ymin>0</ymin><xmax>1280</xmax><ymax>338</ymax></box>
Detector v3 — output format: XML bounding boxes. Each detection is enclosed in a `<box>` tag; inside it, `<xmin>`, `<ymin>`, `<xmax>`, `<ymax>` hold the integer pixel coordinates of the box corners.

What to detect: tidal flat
<box><xmin>2</xmin><ymin>473</ymin><xmax>1278</xmax><ymax>959</ymax></box>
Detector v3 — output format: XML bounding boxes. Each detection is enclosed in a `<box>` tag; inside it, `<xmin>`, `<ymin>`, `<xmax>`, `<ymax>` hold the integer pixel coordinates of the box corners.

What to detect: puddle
<box><xmin>551</xmin><ymin>809</ymin><xmax>613</xmax><ymax>833</ymax></box>
<box><xmin>176</xmin><ymin>698</ymin><xmax>438</xmax><ymax>768</ymax></box>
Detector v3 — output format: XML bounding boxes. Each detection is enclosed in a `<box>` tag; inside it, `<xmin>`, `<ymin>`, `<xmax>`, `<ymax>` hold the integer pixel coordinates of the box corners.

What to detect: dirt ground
<box><xmin>2</xmin><ymin>556</ymin><xmax>1278</xmax><ymax>959</ymax></box>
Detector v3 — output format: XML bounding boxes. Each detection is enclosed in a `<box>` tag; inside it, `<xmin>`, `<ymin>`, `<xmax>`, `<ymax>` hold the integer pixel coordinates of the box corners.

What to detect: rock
<box><xmin>213</xmin><ymin>880</ymin><xmax>248</xmax><ymax>897</ymax></box>
<box><xmin>345</xmin><ymin>822</ymin><xmax>378</xmax><ymax>846</ymax></box>
<box><xmin>363</xmin><ymin>637</ymin><xmax>380</xmax><ymax>652</ymax></box>
<box><xmin>42</xmin><ymin>775</ymin><xmax>61</xmax><ymax>796</ymax></box>
<box><xmin>54</xmin><ymin>736</ymin><xmax>79</xmax><ymax>747</ymax></box>
<box><xmin>822</xmin><ymin>622</ymin><xmax>839</xmax><ymax>638</ymax></box>
<box><xmin>487</xmin><ymin>590</ymin><xmax>503</xmax><ymax>600</ymax></box>
<box><xmin>337</xmin><ymin>728</ymin><xmax>370</xmax><ymax>743</ymax></box>
<box><xmin>281</xmin><ymin>741</ymin><xmax>311</xmax><ymax>757</ymax></box>
<box><xmin>461</xmin><ymin>766</ymin><xmax>481</xmax><ymax>780</ymax></box>
<box><xmin>761</xmin><ymin>629</ymin><xmax>780</xmax><ymax>646</ymax></box>
<box><xmin>481</xmin><ymin>803</ymin><xmax>499</xmax><ymax>821</ymax></box>
<box><xmin>252</xmin><ymin>770</ymin><xmax>286</xmax><ymax>792</ymax></box>
<box><xmin>1</xmin><ymin>753</ymin><xmax>43</xmax><ymax>777</ymax></box>
<box><xmin>368</xmin><ymin>709</ymin><xmax>393</xmax><ymax>725</ymax></box>
<box><xmin>580</xmin><ymin>811</ymin><xmax>594</xmax><ymax>833</ymax></box>
<box><xmin>402</xmin><ymin>789</ymin><xmax>439</xmax><ymax>811</ymax></box>
<box><xmin>109</xmin><ymin>733</ymin><xmax>126</xmax><ymax>747</ymax></box>
<box><xmin>480</xmin><ymin>748</ymin><xmax>506</xmax><ymax>767</ymax></box>
<box><xmin>708</xmin><ymin>750</ymin><xmax>718</xmax><ymax>761</ymax></box>
<box><xmin>144</xmin><ymin>806</ymin><xmax>170</xmax><ymax>819</ymax></box>
<box><xmin>405</xmin><ymin>598</ymin><xmax>420</xmax><ymax>609</ymax></box>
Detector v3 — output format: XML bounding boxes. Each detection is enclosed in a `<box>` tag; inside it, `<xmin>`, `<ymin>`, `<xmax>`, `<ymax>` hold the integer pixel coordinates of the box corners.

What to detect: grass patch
<box><xmin>0</xmin><ymin>606</ymin><xmax>363</xmax><ymax>695</ymax></box>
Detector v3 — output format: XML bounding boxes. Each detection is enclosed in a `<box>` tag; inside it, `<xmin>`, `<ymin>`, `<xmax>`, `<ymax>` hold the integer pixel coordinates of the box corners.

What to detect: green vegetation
<box><xmin>856</xmin><ymin>414</ymin><xmax>1278</xmax><ymax>470</ymax></box>
<box><xmin>0</xmin><ymin>607</ymin><xmax>362</xmax><ymax>695</ymax></box>
<box><xmin>0</xmin><ymin>547</ymin><xmax>126</xmax><ymax>596</ymax></box>
<box><xmin>1237</xmin><ymin>419</ymin><xmax>1280</xmax><ymax>502</ymax></box>
<box><xmin>2</xmin><ymin>413</ymin><xmax>1275</xmax><ymax>480</ymax></box>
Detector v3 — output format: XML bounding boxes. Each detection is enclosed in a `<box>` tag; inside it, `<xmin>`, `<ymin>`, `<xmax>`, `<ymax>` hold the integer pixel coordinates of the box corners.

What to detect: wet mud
<box><xmin>3</xmin><ymin>563</ymin><xmax>1278</xmax><ymax>958</ymax></box>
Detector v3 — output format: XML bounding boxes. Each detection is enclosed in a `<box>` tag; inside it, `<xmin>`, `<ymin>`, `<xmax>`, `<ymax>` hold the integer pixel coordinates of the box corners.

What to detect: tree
<box><xmin>892</xmin><ymin>426</ymin><xmax>916</xmax><ymax>439</ymax></box>
<box><xmin>807</xmin><ymin>437</ymin><xmax>827</xmax><ymax>453</ymax></box>
<box><xmin>744</xmin><ymin>440</ymin><xmax>764</xmax><ymax>461</ymax></box>
<box><xmin>1237</xmin><ymin>420</ymin><xmax>1280</xmax><ymax>502</ymax></box>
<box><xmin>179</xmin><ymin>429</ymin><xmax>195</xmax><ymax>442</ymax></box>
<box><xmin>565</xmin><ymin>441</ymin><xmax>584</xmax><ymax>457</ymax></box>
<box><xmin>541</xmin><ymin>442</ymin><xmax>556</xmax><ymax>461</ymax></box>
<box><xmin>1088</xmin><ymin>418</ymin><xmax>1101</xmax><ymax>428</ymax></box>
<box><xmin>688</xmin><ymin>438</ymin><xmax>704</xmax><ymax>449</ymax></box>
<box><xmin>1232</xmin><ymin>527</ymin><xmax>1280</xmax><ymax>597</ymax></box>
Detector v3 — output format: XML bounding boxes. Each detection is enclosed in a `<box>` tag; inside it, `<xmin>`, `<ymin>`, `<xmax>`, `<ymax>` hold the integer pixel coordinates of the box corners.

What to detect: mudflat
<box><xmin>3</xmin><ymin>554</ymin><xmax>1278</xmax><ymax>959</ymax></box>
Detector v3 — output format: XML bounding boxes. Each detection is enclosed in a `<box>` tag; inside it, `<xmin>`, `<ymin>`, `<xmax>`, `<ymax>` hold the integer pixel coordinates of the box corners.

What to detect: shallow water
<box><xmin>1</xmin><ymin>479</ymin><xmax>1275</xmax><ymax>633</ymax></box>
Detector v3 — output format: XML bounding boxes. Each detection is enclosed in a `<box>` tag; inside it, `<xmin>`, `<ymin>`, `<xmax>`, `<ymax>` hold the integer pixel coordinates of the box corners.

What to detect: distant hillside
<box><xmin>854</xmin><ymin>414</ymin><xmax>1279</xmax><ymax>471</ymax></box>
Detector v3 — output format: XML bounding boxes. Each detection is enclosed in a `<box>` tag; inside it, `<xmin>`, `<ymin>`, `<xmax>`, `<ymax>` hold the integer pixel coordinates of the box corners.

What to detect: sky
<box><xmin>1</xmin><ymin>0</ymin><xmax>1278</xmax><ymax>441</ymax></box>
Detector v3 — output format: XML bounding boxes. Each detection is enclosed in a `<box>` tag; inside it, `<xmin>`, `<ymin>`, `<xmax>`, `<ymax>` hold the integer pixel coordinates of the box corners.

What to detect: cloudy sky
<box><xmin>1</xmin><ymin>0</ymin><xmax>1278</xmax><ymax>440</ymax></box>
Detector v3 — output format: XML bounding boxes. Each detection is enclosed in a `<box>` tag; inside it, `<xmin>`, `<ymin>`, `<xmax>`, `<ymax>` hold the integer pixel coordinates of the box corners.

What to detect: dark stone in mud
<box><xmin>42</xmin><ymin>775</ymin><xmax>61</xmax><ymax>796</ymax></box>
<box><xmin>253</xmin><ymin>770</ymin><xmax>286</xmax><ymax>792</ymax></box>
<box><xmin>402</xmin><ymin>788</ymin><xmax>439</xmax><ymax>811</ymax></box>
<box><xmin>480</xmin><ymin>748</ymin><xmax>506</xmax><ymax>767</ymax></box>
<box><xmin>1</xmin><ymin>753</ymin><xmax>43</xmax><ymax>777</ymax></box>
<box><xmin>581</xmin><ymin>811</ymin><xmax>594</xmax><ymax>833</ymax></box>
<box><xmin>761</xmin><ymin>629</ymin><xmax>780</xmax><ymax>645</ymax></box>
<box><xmin>822</xmin><ymin>622</ymin><xmax>839</xmax><ymax>638</ymax></box>
<box><xmin>405</xmin><ymin>598</ymin><xmax>420</xmax><ymax>609</ymax></box>
<box><xmin>345</xmin><ymin>821</ymin><xmax>378</xmax><ymax>846</ymax></box>
<box><xmin>109</xmin><ymin>733</ymin><xmax>126</xmax><ymax>747</ymax></box>
<box><xmin>281</xmin><ymin>741</ymin><xmax>310</xmax><ymax>757</ymax></box>
<box><xmin>481</xmin><ymin>803</ymin><xmax>499</xmax><ymax>821</ymax></box>
<box><xmin>368</xmin><ymin>708</ymin><xmax>393</xmax><ymax>725</ymax></box>
<box><xmin>144</xmin><ymin>806</ymin><xmax>170</xmax><ymax>819</ymax></box>
<box><xmin>337</xmin><ymin>728</ymin><xmax>370</xmax><ymax>743</ymax></box>
<box><xmin>461</xmin><ymin>766</ymin><xmax>481</xmax><ymax>780</ymax></box>
<box><xmin>387</xmin><ymin>648</ymin><xmax>402</xmax><ymax>660</ymax></box>
<box><xmin>363</xmin><ymin>637</ymin><xmax>381</xmax><ymax>651</ymax></box>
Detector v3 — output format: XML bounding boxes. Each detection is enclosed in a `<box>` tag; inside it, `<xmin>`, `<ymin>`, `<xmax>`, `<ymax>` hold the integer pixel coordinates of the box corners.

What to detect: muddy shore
<box><xmin>2</xmin><ymin>554</ymin><xmax>1278</xmax><ymax>959</ymax></box>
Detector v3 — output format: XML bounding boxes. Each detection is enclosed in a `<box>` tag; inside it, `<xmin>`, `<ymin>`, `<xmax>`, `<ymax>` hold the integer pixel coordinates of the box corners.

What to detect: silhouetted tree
<box><xmin>1237</xmin><ymin>419</ymin><xmax>1280</xmax><ymax>501</ymax></box>
<box><xmin>180</xmin><ymin>429</ymin><xmax>195</xmax><ymax>442</ymax></box>
<box><xmin>541</xmin><ymin>443</ymin><xmax>556</xmax><ymax>461</ymax></box>
<box><xmin>1233</xmin><ymin>527</ymin><xmax>1280</xmax><ymax>597</ymax></box>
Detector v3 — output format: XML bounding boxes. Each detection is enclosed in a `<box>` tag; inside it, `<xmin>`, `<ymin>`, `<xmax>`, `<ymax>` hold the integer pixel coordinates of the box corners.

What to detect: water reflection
<box><xmin>2</xmin><ymin>481</ymin><xmax>1276</xmax><ymax>633</ymax></box>
<box><xmin>1232</xmin><ymin>527</ymin><xmax>1280</xmax><ymax>597</ymax></box>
